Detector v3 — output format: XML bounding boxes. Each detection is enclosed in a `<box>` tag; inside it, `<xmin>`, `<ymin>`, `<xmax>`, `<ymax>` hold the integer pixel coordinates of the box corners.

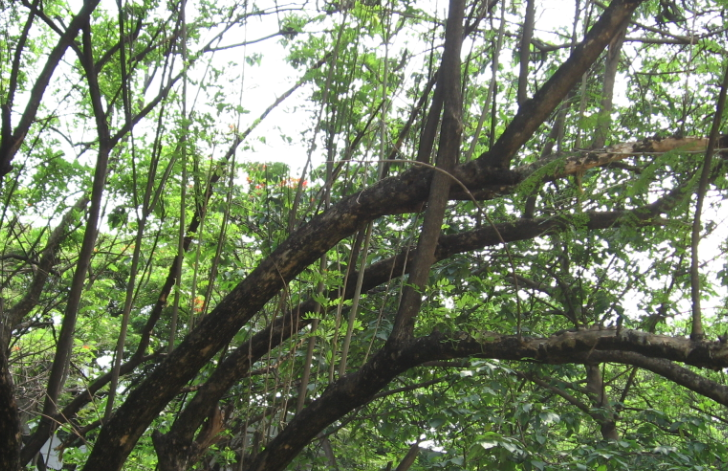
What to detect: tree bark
<box><xmin>517</xmin><ymin>0</ymin><xmax>535</xmax><ymax>106</ymax></box>
<box><xmin>0</xmin><ymin>0</ymin><xmax>101</xmax><ymax>180</ymax></box>
<box><xmin>480</xmin><ymin>0</ymin><xmax>644</xmax><ymax>169</ymax></box>
<box><xmin>0</xmin><ymin>331</ymin><xmax>21</xmax><ymax>471</ymax></box>
<box><xmin>389</xmin><ymin>0</ymin><xmax>464</xmax><ymax>344</ymax></box>
<box><xmin>394</xmin><ymin>443</ymin><xmax>420</xmax><ymax>471</ymax></box>
<box><xmin>23</xmin><ymin>22</ymin><xmax>111</xmax><ymax>466</ymax></box>
<box><xmin>80</xmin><ymin>3</ymin><xmax>647</xmax><ymax>470</ymax></box>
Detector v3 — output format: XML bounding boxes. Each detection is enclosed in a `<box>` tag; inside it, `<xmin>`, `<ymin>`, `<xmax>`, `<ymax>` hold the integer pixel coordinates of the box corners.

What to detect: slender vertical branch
<box><xmin>0</xmin><ymin>0</ymin><xmax>102</xmax><ymax>180</ymax></box>
<box><xmin>689</xmin><ymin>60</ymin><xmax>728</xmax><ymax>341</ymax></box>
<box><xmin>389</xmin><ymin>0</ymin><xmax>464</xmax><ymax>344</ymax></box>
<box><xmin>339</xmin><ymin>5</ymin><xmax>395</xmax><ymax>374</ymax></box>
<box><xmin>2</xmin><ymin>0</ymin><xmax>39</xmax><ymax>170</ymax></box>
<box><xmin>517</xmin><ymin>0</ymin><xmax>535</xmax><ymax>106</ymax></box>
<box><xmin>32</xmin><ymin>16</ymin><xmax>111</xmax><ymax>462</ymax></box>
<box><xmin>465</xmin><ymin>3</ymin><xmax>505</xmax><ymax>162</ymax></box>
<box><xmin>338</xmin><ymin>222</ymin><xmax>373</xmax><ymax>374</ymax></box>
<box><xmin>592</xmin><ymin>15</ymin><xmax>629</xmax><ymax>149</ymax></box>
<box><xmin>105</xmin><ymin>0</ymin><xmax>161</xmax><ymax>420</ymax></box>
<box><xmin>169</xmin><ymin>0</ymin><xmax>190</xmax><ymax>353</ymax></box>
<box><xmin>288</xmin><ymin>16</ymin><xmax>348</xmax><ymax>233</ymax></box>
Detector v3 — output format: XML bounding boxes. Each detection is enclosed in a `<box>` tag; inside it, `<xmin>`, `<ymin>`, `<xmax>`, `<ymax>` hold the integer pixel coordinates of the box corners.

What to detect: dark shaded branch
<box><xmin>0</xmin><ymin>319</ymin><xmax>21</xmax><ymax>470</ymax></box>
<box><xmin>20</xmin><ymin>21</ymin><xmax>112</xmax><ymax>467</ymax></box>
<box><xmin>389</xmin><ymin>0</ymin><xmax>464</xmax><ymax>344</ymax></box>
<box><xmin>244</xmin><ymin>326</ymin><xmax>728</xmax><ymax>471</ymax></box>
<box><xmin>0</xmin><ymin>0</ymin><xmax>101</xmax><ymax>180</ymax></box>
<box><xmin>480</xmin><ymin>0</ymin><xmax>645</xmax><ymax>169</ymax></box>
<box><xmin>689</xmin><ymin>61</ymin><xmax>728</xmax><ymax>340</ymax></box>
<box><xmin>394</xmin><ymin>443</ymin><xmax>420</xmax><ymax>471</ymax></box>
<box><xmin>81</xmin><ymin>4</ymin><xmax>649</xmax><ymax>469</ymax></box>
<box><xmin>3</xmin><ymin>0</ymin><xmax>40</xmax><ymax>165</ymax></box>
<box><xmin>134</xmin><ymin>179</ymin><xmax>683</xmax><ymax>469</ymax></box>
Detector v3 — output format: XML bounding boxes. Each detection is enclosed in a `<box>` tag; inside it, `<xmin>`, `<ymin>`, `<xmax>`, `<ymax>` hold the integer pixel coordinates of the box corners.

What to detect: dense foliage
<box><xmin>2</xmin><ymin>0</ymin><xmax>728</xmax><ymax>470</ymax></box>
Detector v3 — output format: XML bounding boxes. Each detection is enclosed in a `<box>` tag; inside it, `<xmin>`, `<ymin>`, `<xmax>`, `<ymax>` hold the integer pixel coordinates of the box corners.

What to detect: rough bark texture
<box><xmin>388</xmin><ymin>0</ymin><xmax>464</xmax><ymax>345</ymax></box>
<box><xmin>0</xmin><ymin>341</ymin><xmax>21</xmax><ymax>471</ymax></box>
<box><xmin>26</xmin><ymin>27</ymin><xmax>112</xmax><ymax>468</ymax></box>
<box><xmin>241</xmin><ymin>329</ymin><xmax>728</xmax><ymax>471</ymax></box>
<box><xmin>15</xmin><ymin>1</ymin><xmax>728</xmax><ymax>470</ymax></box>
<box><xmin>12</xmin><ymin>1</ymin><xmax>681</xmax><ymax>469</ymax></box>
<box><xmin>20</xmin><ymin>128</ymin><xmax>695</xmax><ymax>470</ymax></box>
<box><xmin>585</xmin><ymin>364</ymin><xmax>620</xmax><ymax>440</ymax></box>
<box><xmin>151</xmin><ymin>193</ymin><xmax>673</xmax><ymax>470</ymax></box>
<box><xmin>83</xmin><ymin>131</ymin><xmax>678</xmax><ymax>471</ymax></box>
<box><xmin>479</xmin><ymin>0</ymin><xmax>643</xmax><ymax>169</ymax></box>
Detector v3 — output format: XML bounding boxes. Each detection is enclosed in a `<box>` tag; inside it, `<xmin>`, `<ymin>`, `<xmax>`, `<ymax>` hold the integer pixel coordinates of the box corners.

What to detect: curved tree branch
<box><xmin>80</xmin><ymin>3</ymin><xmax>650</xmax><ymax>469</ymax></box>
<box><xmin>0</xmin><ymin>0</ymin><xmax>101</xmax><ymax>181</ymax></box>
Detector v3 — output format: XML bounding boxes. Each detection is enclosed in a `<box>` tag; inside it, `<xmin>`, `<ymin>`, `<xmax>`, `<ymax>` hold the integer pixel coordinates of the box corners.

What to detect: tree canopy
<box><xmin>2</xmin><ymin>0</ymin><xmax>728</xmax><ymax>470</ymax></box>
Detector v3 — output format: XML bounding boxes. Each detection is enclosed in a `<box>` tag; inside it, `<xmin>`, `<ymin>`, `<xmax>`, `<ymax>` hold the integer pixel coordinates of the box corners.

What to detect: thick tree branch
<box><xmin>0</xmin><ymin>328</ymin><xmax>21</xmax><ymax>471</ymax></box>
<box><xmin>20</xmin><ymin>22</ymin><xmax>111</xmax><ymax>467</ymax></box>
<box><xmin>479</xmin><ymin>0</ymin><xmax>644</xmax><ymax>169</ymax></box>
<box><xmin>21</xmin><ymin>136</ymin><xmax>700</xmax><ymax>464</ymax></box>
<box><xmin>244</xmin><ymin>328</ymin><xmax>728</xmax><ymax>471</ymax></box>
<box><xmin>126</xmin><ymin>178</ymin><xmax>686</xmax><ymax>470</ymax></box>
<box><xmin>81</xmin><ymin>4</ymin><xmax>653</xmax><ymax>469</ymax></box>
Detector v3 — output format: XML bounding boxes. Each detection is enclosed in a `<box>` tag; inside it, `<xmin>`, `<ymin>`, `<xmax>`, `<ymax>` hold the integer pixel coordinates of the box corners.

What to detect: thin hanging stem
<box><xmin>465</xmin><ymin>2</ymin><xmax>505</xmax><ymax>162</ymax></box>
<box><xmin>168</xmin><ymin>0</ymin><xmax>190</xmax><ymax>353</ymax></box>
<box><xmin>338</xmin><ymin>222</ymin><xmax>373</xmax><ymax>375</ymax></box>
<box><xmin>328</xmin><ymin>228</ymin><xmax>364</xmax><ymax>383</ymax></box>
<box><xmin>339</xmin><ymin>0</ymin><xmax>394</xmax><ymax>375</ymax></box>
<box><xmin>288</xmin><ymin>11</ymin><xmax>349</xmax><ymax>233</ymax></box>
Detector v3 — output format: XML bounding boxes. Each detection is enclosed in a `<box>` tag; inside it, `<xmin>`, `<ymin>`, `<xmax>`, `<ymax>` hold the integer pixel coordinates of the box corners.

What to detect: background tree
<box><xmin>2</xmin><ymin>0</ymin><xmax>728</xmax><ymax>470</ymax></box>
